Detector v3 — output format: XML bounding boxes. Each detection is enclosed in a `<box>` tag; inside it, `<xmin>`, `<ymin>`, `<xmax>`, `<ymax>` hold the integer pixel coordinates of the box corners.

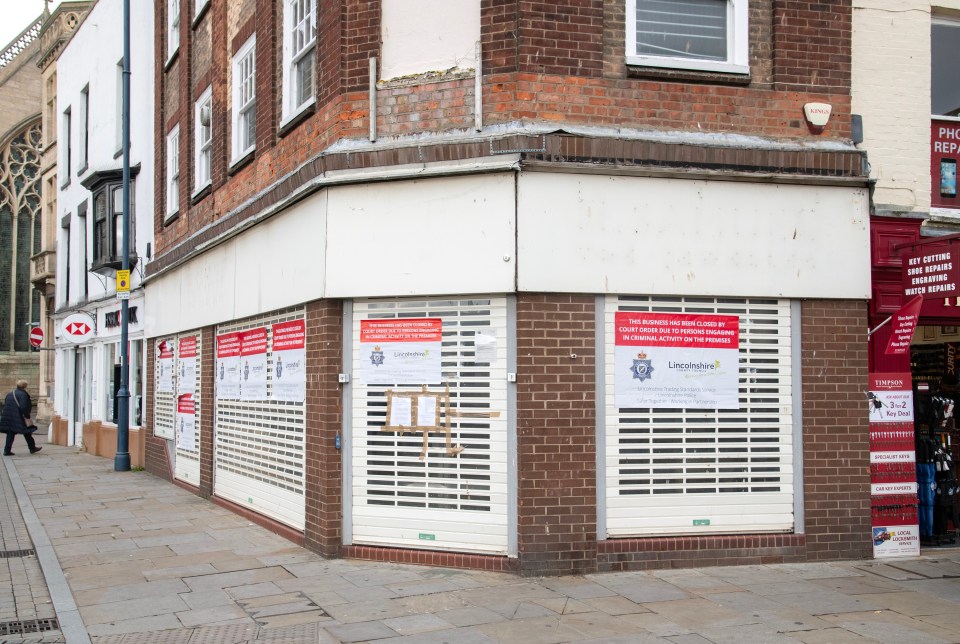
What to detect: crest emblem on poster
<box><xmin>630</xmin><ymin>352</ymin><xmax>654</xmax><ymax>382</ymax></box>
<box><xmin>369</xmin><ymin>345</ymin><xmax>385</xmax><ymax>367</ymax></box>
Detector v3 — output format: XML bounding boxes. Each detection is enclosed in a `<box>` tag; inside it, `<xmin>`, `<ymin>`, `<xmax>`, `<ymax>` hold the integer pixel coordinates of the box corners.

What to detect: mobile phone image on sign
<box><xmin>941</xmin><ymin>158</ymin><xmax>957</xmax><ymax>197</ymax></box>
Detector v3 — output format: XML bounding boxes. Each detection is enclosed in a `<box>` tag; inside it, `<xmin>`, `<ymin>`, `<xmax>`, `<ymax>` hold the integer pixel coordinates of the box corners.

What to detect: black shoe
<box><xmin>29</xmin><ymin>447</ymin><xmax>41</xmax><ymax>454</ymax></box>
<box><xmin>3</xmin><ymin>452</ymin><xmax>14</xmax><ymax>456</ymax></box>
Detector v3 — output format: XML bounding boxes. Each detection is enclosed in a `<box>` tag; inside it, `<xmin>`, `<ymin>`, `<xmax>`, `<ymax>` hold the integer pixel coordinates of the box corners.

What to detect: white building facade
<box><xmin>51</xmin><ymin>0</ymin><xmax>154</xmax><ymax>459</ymax></box>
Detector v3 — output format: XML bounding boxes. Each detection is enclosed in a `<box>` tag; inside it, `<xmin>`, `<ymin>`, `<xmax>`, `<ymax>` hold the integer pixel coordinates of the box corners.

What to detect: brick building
<box><xmin>147</xmin><ymin>0</ymin><xmax>871</xmax><ymax>575</ymax></box>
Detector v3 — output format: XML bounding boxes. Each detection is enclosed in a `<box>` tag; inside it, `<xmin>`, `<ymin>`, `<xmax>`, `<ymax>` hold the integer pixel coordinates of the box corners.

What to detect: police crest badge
<box><xmin>630</xmin><ymin>351</ymin><xmax>654</xmax><ymax>382</ymax></box>
<box><xmin>370</xmin><ymin>345</ymin><xmax>385</xmax><ymax>367</ymax></box>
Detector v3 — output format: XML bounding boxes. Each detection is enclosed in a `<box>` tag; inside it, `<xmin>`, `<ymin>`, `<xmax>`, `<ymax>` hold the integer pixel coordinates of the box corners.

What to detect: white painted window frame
<box><xmin>167</xmin><ymin>0</ymin><xmax>180</xmax><ymax>61</ymax></box>
<box><xmin>231</xmin><ymin>36</ymin><xmax>257</xmax><ymax>164</ymax></box>
<box><xmin>625</xmin><ymin>0</ymin><xmax>749</xmax><ymax>75</ymax></box>
<box><xmin>195</xmin><ymin>0</ymin><xmax>210</xmax><ymax>19</ymax></box>
<box><xmin>281</xmin><ymin>0</ymin><xmax>317</xmax><ymax>124</ymax></box>
<box><xmin>194</xmin><ymin>86</ymin><xmax>213</xmax><ymax>194</ymax></box>
<box><xmin>166</xmin><ymin>126</ymin><xmax>180</xmax><ymax>219</ymax></box>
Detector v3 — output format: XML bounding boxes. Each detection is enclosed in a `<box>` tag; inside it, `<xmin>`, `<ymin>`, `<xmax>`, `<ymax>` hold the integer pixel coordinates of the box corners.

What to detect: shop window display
<box><xmin>912</xmin><ymin>342</ymin><xmax>960</xmax><ymax>546</ymax></box>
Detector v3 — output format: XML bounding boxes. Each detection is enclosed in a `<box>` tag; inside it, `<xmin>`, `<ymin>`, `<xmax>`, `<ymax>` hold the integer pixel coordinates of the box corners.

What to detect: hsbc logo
<box><xmin>61</xmin><ymin>312</ymin><xmax>96</xmax><ymax>343</ymax></box>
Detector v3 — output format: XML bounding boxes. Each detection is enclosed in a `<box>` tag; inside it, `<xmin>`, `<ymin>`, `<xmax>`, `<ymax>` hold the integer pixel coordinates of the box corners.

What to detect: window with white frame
<box><xmin>166</xmin><ymin>126</ymin><xmax>180</xmax><ymax>217</ymax></box>
<box><xmin>625</xmin><ymin>0</ymin><xmax>748</xmax><ymax>74</ymax></box>
<box><xmin>79</xmin><ymin>85</ymin><xmax>89</xmax><ymax>173</ymax></box>
<box><xmin>282</xmin><ymin>0</ymin><xmax>316</xmax><ymax>120</ymax></box>
<box><xmin>195</xmin><ymin>0</ymin><xmax>210</xmax><ymax>19</ymax></box>
<box><xmin>168</xmin><ymin>0</ymin><xmax>180</xmax><ymax>60</ymax></box>
<box><xmin>194</xmin><ymin>87</ymin><xmax>212</xmax><ymax>192</ymax></box>
<box><xmin>232</xmin><ymin>36</ymin><xmax>257</xmax><ymax>162</ymax></box>
<box><xmin>61</xmin><ymin>107</ymin><xmax>72</xmax><ymax>187</ymax></box>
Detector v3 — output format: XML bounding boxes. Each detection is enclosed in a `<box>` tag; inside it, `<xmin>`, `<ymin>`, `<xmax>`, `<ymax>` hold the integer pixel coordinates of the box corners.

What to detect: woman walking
<box><xmin>0</xmin><ymin>380</ymin><xmax>41</xmax><ymax>456</ymax></box>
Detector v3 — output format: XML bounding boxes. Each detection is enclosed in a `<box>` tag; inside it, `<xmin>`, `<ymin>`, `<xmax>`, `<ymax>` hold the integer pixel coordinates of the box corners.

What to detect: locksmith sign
<box><xmin>903</xmin><ymin>247</ymin><xmax>959</xmax><ymax>298</ymax></box>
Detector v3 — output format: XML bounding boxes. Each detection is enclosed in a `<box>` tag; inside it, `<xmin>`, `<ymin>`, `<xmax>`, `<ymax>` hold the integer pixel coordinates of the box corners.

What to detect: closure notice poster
<box><xmin>216</xmin><ymin>332</ymin><xmax>242</xmax><ymax>399</ymax></box>
<box><xmin>271</xmin><ymin>320</ymin><xmax>306</xmax><ymax>402</ymax></box>
<box><xmin>240</xmin><ymin>328</ymin><xmax>268</xmax><ymax>400</ymax></box>
<box><xmin>359</xmin><ymin>318</ymin><xmax>442</xmax><ymax>384</ymax></box>
<box><xmin>157</xmin><ymin>340</ymin><xmax>174</xmax><ymax>393</ymax></box>
<box><xmin>868</xmin><ymin>373</ymin><xmax>920</xmax><ymax>558</ymax></box>
<box><xmin>614</xmin><ymin>311</ymin><xmax>740</xmax><ymax>409</ymax></box>
<box><xmin>178</xmin><ymin>336</ymin><xmax>197</xmax><ymax>395</ymax></box>
<box><xmin>176</xmin><ymin>394</ymin><xmax>196</xmax><ymax>451</ymax></box>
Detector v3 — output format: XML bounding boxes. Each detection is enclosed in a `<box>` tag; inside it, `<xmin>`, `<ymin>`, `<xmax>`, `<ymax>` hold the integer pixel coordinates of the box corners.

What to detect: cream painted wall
<box><xmin>852</xmin><ymin>0</ymin><xmax>931</xmax><ymax>213</ymax></box>
<box><xmin>380</xmin><ymin>0</ymin><xmax>480</xmax><ymax>80</ymax></box>
<box><xmin>147</xmin><ymin>170</ymin><xmax>869</xmax><ymax>338</ymax></box>
<box><xmin>517</xmin><ymin>174</ymin><xmax>871</xmax><ymax>299</ymax></box>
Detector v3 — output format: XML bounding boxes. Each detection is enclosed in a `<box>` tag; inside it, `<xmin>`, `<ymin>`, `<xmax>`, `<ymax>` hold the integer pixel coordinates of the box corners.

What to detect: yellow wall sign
<box><xmin>116</xmin><ymin>270</ymin><xmax>131</xmax><ymax>292</ymax></box>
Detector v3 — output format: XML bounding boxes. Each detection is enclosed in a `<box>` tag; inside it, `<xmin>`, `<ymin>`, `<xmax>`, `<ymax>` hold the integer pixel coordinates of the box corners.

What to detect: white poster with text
<box><xmin>272</xmin><ymin>320</ymin><xmax>306</xmax><ymax>402</ymax></box>
<box><xmin>360</xmin><ymin>318</ymin><xmax>442</xmax><ymax>384</ymax></box>
<box><xmin>614</xmin><ymin>311</ymin><xmax>740</xmax><ymax>409</ymax></box>
<box><xmin>240</xmin><ymin>328</ymin><xmax>268</xmax><ymax>400</ymax></box>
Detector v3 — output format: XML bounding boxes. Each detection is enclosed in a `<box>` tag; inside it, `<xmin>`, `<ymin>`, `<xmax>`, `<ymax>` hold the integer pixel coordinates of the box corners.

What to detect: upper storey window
<box><xmin>167</xmin><ymin>0</ymin><xmax>180</xmax><ymax>61</ymax></box>
<box><xmin>282</xmin><ymin>0</ymin><xmax>316</xmax><ymax>122</ymax></box>
<box><xmin>626</xmin><ymin>0</ymin><xmax>748</xmax><ymax>75</ymax></box>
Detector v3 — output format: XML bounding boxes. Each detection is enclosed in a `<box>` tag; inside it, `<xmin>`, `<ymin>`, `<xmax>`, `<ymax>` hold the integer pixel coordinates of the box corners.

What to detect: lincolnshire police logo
<box><xmin>630</xmin><ymin>352</ymin><xmax>654</xmax><ymax>382</ymax></box>
<box><xmin>370</xmin><ymin>345</ymin><xmax>385</xmax><ymax>367</ymax></box>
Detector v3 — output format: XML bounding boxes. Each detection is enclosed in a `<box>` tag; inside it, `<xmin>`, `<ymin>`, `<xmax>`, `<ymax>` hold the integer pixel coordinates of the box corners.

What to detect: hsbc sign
<box><xmin>61</xmin><ymin>312</ymin><xmax>96</xmax><ymax>343</ymax></box>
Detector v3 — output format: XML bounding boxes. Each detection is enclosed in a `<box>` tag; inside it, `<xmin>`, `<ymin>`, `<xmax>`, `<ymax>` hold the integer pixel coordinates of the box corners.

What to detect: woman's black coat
<box><xmin>0</xmin><ymin>389</ymin><xmax>32</xmax><ymax>435</ymax></box>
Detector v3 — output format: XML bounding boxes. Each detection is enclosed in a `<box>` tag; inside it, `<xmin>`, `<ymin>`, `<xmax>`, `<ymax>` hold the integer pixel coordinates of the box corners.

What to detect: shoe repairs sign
<box><xmin>903</xmin><ymin>246</ymin><xmax>959</xmax><ymax>298</ymax></box>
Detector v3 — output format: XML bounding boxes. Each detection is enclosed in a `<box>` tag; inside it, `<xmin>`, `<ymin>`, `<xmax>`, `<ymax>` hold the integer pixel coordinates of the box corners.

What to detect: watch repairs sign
<box><xmin>903</xmin><ymin>246</ymin><xmax>959</xmax><ymax>298</ymax></box>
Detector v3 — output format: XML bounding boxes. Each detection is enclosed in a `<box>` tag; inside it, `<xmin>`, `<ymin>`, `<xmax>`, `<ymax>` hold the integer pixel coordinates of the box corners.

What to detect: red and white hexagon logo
<box><xmin>61</xmin><ymin>312</ymin><xmax>95</xmax><ymax>343</ymax></box>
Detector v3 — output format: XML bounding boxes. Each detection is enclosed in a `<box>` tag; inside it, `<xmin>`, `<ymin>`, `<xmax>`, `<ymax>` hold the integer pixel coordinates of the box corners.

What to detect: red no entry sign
<box><xmin>29</xmin><ymin>326</ymin><xmax>43</xmax><ymax>348</ymax></box>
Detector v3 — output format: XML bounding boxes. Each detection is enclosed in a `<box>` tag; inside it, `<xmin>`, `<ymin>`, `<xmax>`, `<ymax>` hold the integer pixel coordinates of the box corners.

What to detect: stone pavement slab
<box><xmin>5</xmin><ymin>441</ymin><xmax>960</xmax><ymax>644</ymax></box>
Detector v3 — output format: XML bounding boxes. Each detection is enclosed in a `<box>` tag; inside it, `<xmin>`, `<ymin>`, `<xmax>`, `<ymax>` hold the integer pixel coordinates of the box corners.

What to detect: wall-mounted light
<box><xmin>803</xmin><ymin>102</ymin><xmax>832</xmax><ymax>134</ymax></box>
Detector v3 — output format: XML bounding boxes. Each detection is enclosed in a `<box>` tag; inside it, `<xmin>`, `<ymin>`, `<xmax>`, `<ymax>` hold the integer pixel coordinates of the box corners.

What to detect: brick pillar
<box><xmin>801</xmin><ymin>299</ymin><xmax>871</xmax><ymax>561</ymax></box>
<box><xmin>304</xmin><ymin>299</ymin><xmax>344</xmax><ymax>557</ymax></box>
<box><xmin>516</xmin><ymin>294</ymin><xmax>598</xmax><ymax>576</ymax></box>
<box><xmin>198</xmin><ymin>326</ymin><xmax>215</xmax><ymax>498</ymax></box>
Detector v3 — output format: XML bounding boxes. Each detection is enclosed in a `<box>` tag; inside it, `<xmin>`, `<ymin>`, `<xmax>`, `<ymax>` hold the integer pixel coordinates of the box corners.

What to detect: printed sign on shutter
<box><xmin>359</xmin><ymin>318</ymin><xmax>442</xmax><ymax>384</ymax></box>
<box><xmin>178</xmin><ymin>336</ymin><xmax>198</xmax><ymax>395</ymax></box>
<box><xmin>216</xmin><ymin>332</ymin><xmax>242</xmax><ymax>400</ymax></box>
<box><xmin>157</xmin><ymin>340</ymin><xmax>175</xmax><ymax>393</ymax></box>
<box><xmin>240</xmin><ymin>328</ymin><xmax>268</xmax><ymax>400</ymax></box>
<box><xmin>614</xmin><ymin>311</ymin><xmax>740</xmax><ymax>409</ymax></box>
<box><xmin>177</xmin><ymin>394</ymin><xmax>196</xmax><ymax>451</ymax></box>
<box><xmin>271</xmin><ymin>320</ymin><xmax>306</xmax><ymax>402</ymax></box>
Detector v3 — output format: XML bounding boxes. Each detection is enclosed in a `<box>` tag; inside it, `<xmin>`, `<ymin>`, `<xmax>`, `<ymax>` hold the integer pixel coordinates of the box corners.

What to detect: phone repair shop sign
<box><xmin>903</xmin><ymin>246</ymin><xmax>960</xmax><ymax>298</ymax></box>
<box><xmin>932</xmin><ymin>118</ymin><xmax>960</xmax><ymax>209</ymax></box>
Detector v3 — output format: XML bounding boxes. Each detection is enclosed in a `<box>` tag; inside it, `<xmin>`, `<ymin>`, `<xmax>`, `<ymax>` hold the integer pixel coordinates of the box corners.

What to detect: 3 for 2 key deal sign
<box><xmin>614</xmin><ymin>312</ymin><xmax>740</xmax><ymax>409</ymax></box>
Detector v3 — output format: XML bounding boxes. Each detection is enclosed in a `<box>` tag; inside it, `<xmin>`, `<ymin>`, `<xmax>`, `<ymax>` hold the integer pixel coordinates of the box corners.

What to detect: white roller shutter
<box><xmin>214</xmin><ymin>309</ymin><xmax>306</xmax><ymax>530</ymax></box>
<box><xmin>605</xmin><ymin>295</ymin><xmax>794</xmax><ymax>536</ymax></box>
<box><xmin>152</xmin><ymin>333</ymin><xmax>202</xmax><ymax>486</ymax></box>
<box><xmin>153</xmin><ymin>335</ymin><xmax>176</xmax><ymax>441</ymax></box>
<box><xmin>351</xmin><ymin>297</ymin><xmax>509</xmax><ymax>554</ymax></box>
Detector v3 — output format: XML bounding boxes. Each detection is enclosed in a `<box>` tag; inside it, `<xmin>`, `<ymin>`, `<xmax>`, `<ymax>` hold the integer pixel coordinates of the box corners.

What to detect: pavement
<box><xmin>1</xmin><ymin>438</ymin><xmax>960</xmax><ymax>644</ymax></box>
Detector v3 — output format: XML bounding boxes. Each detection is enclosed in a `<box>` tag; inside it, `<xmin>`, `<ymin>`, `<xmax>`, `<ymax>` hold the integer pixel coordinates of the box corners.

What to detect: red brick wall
<box><xmin>303</xmin><ymin>299</ymin><xmax>344</xmax><ymax>557</ymax></box>
<box><xmin>198</xmin><ymin>326</ymin><xmax>215</xmax><ymax>498</ymax></box>
<box><xmin>774</xmin><ymin>0</ymin><xmax>851</xmax><ymax>92</ymax></box>
<box><xmin>481</xmin><ymin>0</ymin><xmax>519</xmax><ymax>74</ymax></box>
<box><xmin>518</xmin><ymin>0</ymin><xmax>604</xmax><ymax>76</ymax></box>
<box><xmin>153</xmin><ymin>1</ymin><xmax>854</xmax><ymax>263</ymax></box>
<box><xmin>800</xmin><ymin>299</ymin><xmax>871</xmax><ymax>561</ymax></box>
<box><xmin>516</xmin><ymin>294</ymin><xmax>598</xmax><ymax>576</ymax></box>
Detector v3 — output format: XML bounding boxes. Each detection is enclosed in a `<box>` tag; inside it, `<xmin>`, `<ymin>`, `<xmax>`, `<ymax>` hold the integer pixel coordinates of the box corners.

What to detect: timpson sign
<box><xmin>903</xmin><ymin>247</ymin><xmax>959</xmax><ymax>298</ymax></box>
